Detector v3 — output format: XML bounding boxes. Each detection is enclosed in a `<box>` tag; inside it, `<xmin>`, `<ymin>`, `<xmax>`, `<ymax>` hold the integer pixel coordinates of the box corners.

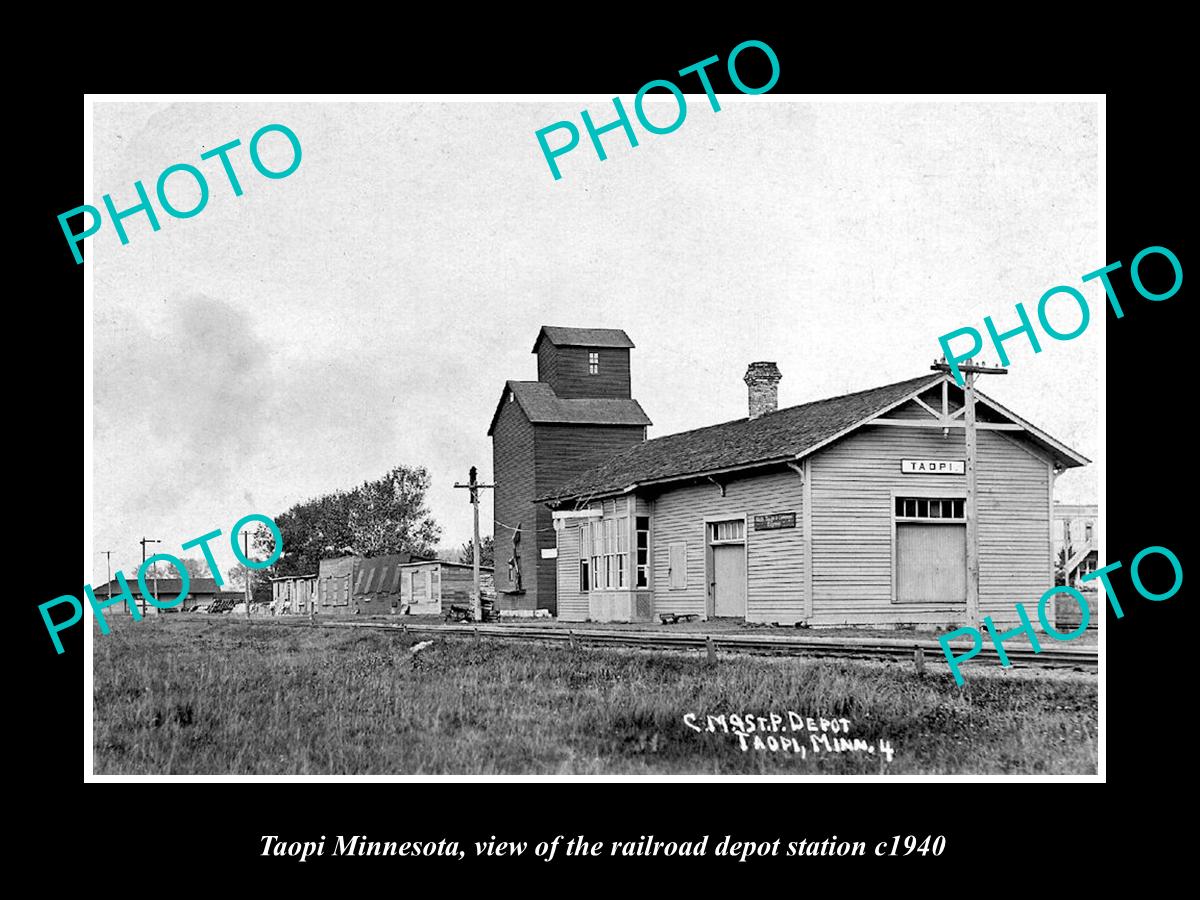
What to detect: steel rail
<box><xmin>252</xmin><ymin>617</ymin><xmax>1097</xmax><ymax>670</ymax></box>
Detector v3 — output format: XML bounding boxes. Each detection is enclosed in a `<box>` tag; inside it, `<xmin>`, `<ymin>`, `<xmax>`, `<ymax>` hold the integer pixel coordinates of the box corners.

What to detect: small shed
<box><xmin>270</xmin><ymin>574</ymin><xmax>317</xmax><ymax>615</ymax></box>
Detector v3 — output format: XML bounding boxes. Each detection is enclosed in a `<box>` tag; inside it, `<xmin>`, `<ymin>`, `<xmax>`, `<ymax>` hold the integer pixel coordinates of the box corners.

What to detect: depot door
<box><xmin>709</xmin><ymin>520</ymin><xmax>747</xmax><ymax>618</ymax></box>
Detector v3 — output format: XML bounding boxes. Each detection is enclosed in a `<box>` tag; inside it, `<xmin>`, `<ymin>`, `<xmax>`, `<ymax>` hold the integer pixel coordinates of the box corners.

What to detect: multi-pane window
<box><xmin>604</xmin><ymin>519</ymin><xmax>617</xmax><ymax>587</ymax></box>
<box><xmin>616</xmin><ymin>516</ymin><xmax>628</xmax><ymax>588</ymax></box>
<box><xmin>894</xmin><ymin>497</ymin><xmax>965</xmax><ymax>520</ymax></box>
<box><xmin>636</xmin><ymin>516</ymin><xmax>650</xmax><ymax>588</ymax></box>
<box><xmin>709</xmin><ymin>520</ymin><xmax>745</xmax><ymax>542</ymax></box>
<box><xmin>588</xmin><ymin>351</ymin><xmax>599</xmax><ymax>374</ymax></box>
<box><xmin>591</xmin><ymin>521</ymin><xmax>604</xmax><ymax>590</ymax></box>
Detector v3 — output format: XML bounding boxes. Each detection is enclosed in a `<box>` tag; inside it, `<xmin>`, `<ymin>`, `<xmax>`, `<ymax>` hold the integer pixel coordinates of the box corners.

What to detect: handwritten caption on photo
<box><xmin>683</xmin><ymin>710</ymin><xmax>895</xmax><ymax>762</ymax></box>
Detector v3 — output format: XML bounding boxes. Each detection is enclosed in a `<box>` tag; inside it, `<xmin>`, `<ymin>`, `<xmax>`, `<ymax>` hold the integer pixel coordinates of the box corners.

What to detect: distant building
<box><xmin>1054</xmin><ymin>503</ymin><xmax>1099</xmax><ymax>587</ymax></box>
<box><xmin>92</xmin><ymin>577</ymin><xmax>238</xmax><ymax>615</ymax></box>
<box><xmin>1054</xmin><ymin>503</ymin><xmax>1098</xmax><ymax>630</ymax></box>
<box><xmin>270</xmin><ymin>574</ymin><xmax>317</xmax><ymax>615</ymax></box>
<box><xmin>489</xmin><ymin>326</ymin><xmax>652</xmax><ymax>615</ymax></box>
<box><xmin>355</xmin><ymin>559</ymin><xmax>495</xmax><ymax>617</ymax></box>
<box><xmin>316</xmin><ymin>552</ymin><xmax>432</xmax><ymax>616</ymax></box>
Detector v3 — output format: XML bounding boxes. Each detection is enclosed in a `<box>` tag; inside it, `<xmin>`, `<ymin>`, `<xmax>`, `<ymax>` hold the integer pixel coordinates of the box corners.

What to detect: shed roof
<box><xmin>538</xmin><ymin>373</ymin><xmax>1088</xmax><ymax>503</ymax></box>
<box><xmin>532</xmin><ymin>326</ymin><xmax>635</xmax><ymax>353</ymax></box>
<box><xmin>487</xmin><ymin>380</ymin><xmax>652</xmax><ymax>435</ymax></box>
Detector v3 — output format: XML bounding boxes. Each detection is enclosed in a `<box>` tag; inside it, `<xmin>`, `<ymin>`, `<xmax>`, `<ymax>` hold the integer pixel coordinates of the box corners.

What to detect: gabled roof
<box><xmin>487</xmin><ymin>380</ymin><xmax>652</xmax><ymax>435</ymax></box>
<box><xmin>537</xmin><ymin>373</ymin><xmax>1089</xmax><ymax>504</ymax></box>
<box><xmin>532</xmin><ymin>326</ymin><xmax>635</xmax><ymax>353</ymax></box>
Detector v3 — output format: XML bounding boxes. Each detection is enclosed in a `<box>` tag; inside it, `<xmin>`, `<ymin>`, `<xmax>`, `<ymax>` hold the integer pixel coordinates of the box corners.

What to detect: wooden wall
<box><xmin>808</xmin><ymin>407</ymin><xmax>1051</xmax><ymax>627</ymax></box>
<box><xmin>532</xmin><ymin>424</ymin><xmax>646</xmax><ymax>614</ymax></box>
<box><xmin>977</xmin><ymin>434</ymin><xmax>1052</xmax><ymax>625</ymax></box>
<box><xmin>317</xmin><ymin>556</ymin><xmax>356</xmax><ymax>614</ymax></box>
<box><xmin>538</xmin><ymin>345</ymin><xmax>631</xmax><ymax>399</ymax></box>
<box><xmin>439</xmin><ymin>565</ymin><xmax>492</xmax><ymax>616</ymax></box>
<box><xmin>491</xmin><ymin>396</ymin><xmax>539</xmax><ymax>608</ymax></box>
<box><xmin>650</xmin><ymin>469</ymin><xmax>807</xmax><ymax>624</ymax></box>
<box><xmin>557</xmin><ymin>525</ymin><xmax>587</xmax><ymax>621</ymax></box>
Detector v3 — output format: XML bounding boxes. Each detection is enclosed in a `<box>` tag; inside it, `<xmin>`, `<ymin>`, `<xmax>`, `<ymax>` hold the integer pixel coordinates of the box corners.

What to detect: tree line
<box><xmin>144</xmin><ymin>464</ymin><xmax>495</xmax><ymax>601</ymax></box>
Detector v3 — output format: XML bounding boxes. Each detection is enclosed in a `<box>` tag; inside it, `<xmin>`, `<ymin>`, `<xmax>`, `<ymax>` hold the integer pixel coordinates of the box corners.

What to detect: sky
<box><xmin>90</xmin><ymin>99</ymin><xmax>1099</xmax><ymax>585</ymax></box>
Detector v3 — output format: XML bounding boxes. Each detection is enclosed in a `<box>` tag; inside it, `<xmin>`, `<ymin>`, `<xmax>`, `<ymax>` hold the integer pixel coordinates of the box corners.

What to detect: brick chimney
<box><xmin>744</xmin><ymin>362</ymin><xmax>782</xmax><ymax>419</ymax></box>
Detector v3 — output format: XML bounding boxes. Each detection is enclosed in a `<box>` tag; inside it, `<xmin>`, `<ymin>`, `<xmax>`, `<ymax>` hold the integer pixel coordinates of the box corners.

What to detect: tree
<box><xmin>141</xmin><ymin>557</ymin><xmax>211</xmax><ymax>580</ymax></box>
<box><xmin>459</xmin><ymin>535</ymin><xmax>495</xmax><ymax>568</ymax></box>
<box><xmin>255</xmin><ymin>464</ymin><xmax>442</xmax><ymax>576</ymax></box>
<box><xmin>225</xmin><ymin>565</ymin><xmax>247</xmax><ymax>589</ymax></box>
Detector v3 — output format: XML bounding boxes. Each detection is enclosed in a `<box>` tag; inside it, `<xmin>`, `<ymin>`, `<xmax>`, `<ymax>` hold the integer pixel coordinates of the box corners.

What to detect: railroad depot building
<box><xmin>533</xmin><ymin>344</ymin><xmax>1088</xmax><ymax>629</ymax></box>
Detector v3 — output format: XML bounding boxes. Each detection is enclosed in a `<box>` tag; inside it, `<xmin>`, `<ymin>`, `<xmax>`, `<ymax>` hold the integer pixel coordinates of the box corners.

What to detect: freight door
<box><xmin>712</xmin><ymin>545</ymin><xmax>747</xmax><ymax>617</ymax></box>
<box><xmin>896</xmin><ymin>523</ymin><xmax>967</xmax><ymax>603</ymax></box>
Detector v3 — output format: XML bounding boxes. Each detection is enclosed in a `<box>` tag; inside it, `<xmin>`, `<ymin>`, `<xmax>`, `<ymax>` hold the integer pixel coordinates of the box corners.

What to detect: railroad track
<box><xmin>263</xmin><ymin>618</ymin><xmax>1097</xmax><ymax>670</ymax></box>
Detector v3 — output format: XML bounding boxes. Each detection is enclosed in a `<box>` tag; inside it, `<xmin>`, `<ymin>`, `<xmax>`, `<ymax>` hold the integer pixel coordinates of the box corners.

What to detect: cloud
<box><xmin>95</xmin><ymin>294</ymin><xmax>269</xmax><ymax>514</ymax></box>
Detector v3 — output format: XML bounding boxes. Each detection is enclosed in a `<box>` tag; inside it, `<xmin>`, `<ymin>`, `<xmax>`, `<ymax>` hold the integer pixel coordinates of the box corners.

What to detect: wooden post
<box><xmin>568</xmin><ymin>629</ymin><xmax>576</xmax><ymax>649</ymax></box>
<box><xmin>931</xmin><ymin>358</ymin><xmax>1006</xmax><ymax>630</ymax></box>
<box><xmin>706</xmin><ymin>636</ymin><xmax>716</xmax><ymax>664</ymax></box>
<box><xmin>244</xmin><ymin>531</ymin><xmax>251</xmax><ymax>620</ymax></box>
<box><xmin>964</xmin><ymin>366</ymin><xmax>979</xmax><ymax>628</ymax></box>
<box><xmin>914</xmin><ymin>645</ymin><xmax>925</xmax><ymax>675</ymax></box>
<box><xmin>454</xmin><ymin>466</ymin><xmax>495</xmax><ymax>623</ymax></box>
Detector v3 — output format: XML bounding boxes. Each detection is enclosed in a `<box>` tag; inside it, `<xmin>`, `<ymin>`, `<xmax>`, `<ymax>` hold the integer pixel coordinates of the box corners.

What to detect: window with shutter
<box><xmin>668</xmin><ymin>541</ymin><xmax>687</xmax><ymax>590</ymax></box>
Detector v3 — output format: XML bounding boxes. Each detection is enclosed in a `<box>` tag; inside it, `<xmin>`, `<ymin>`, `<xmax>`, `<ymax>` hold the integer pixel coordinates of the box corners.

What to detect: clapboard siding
<box><xmin>811</xmin><ymin>425</ymin><xmax>964</xmax><ymax>624</ymax></box>
<box><xmin>978</xmin><ymin>436</ymin><xmax>1051</xmax><ymax>625</ymax></box>
<box><xmin>557</xmin><ymin>524</ymin><xmax>588</xmax><ymax>621</ymax></box>
<box><xmin>650</xmin><ymin>468</ymin><xmax>806</xmax><ymax>623</ymax></box>
<box><xmin>536</xmin><ymin>341</ymin><xmax>560</xmax><ymax>388</ymax></box>
<box><xmin>809</xmin><ymin>424</ymin><xmax>1051</xmax><ymax>626</ymax></box>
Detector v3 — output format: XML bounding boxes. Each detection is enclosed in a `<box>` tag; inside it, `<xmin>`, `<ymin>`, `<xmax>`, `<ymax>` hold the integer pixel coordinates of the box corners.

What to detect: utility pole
<box><xmin>99</xmin><ymin>549</ymin><xmax>113</xmax><ymax>613</ymax></box>
<box><xmin>932</xmin><ymin>357</ymin><xmax>1007</xmax><ymax>628</ymax></box>
<box><xmin>454</xmin><ymin>466</ymin><xmax>495</xmax><ymax>622</ymax></box>
<box><xmin>244</xmin><ymin>530</ymin><xmax>251</xmax><ymax>620</ymax></box>
<box><xmin>139</xmin><ymin>538</ymin><xmax>162</xmax><ymax>617</ymax></box>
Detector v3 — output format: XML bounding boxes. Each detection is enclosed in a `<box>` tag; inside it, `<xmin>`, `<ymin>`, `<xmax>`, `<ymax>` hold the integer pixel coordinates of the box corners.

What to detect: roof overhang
<box><xmin>539</xmin><ymin>372</ymin><xmax>1089</xmax><ymax>506</ymax></box>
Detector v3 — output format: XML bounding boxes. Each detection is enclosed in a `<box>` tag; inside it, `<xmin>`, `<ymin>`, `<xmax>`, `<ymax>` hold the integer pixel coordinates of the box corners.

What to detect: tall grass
<box><xmin>93</xmin><ymin>619</ymin><xmax>1097</xmax><ymax>775</ymax></box>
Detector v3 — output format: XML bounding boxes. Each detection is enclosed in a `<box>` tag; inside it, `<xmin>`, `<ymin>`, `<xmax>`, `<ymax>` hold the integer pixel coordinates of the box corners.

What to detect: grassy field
<box><xmin>93</xmin><ymin>618</ymin><xmax>1097</xmax><ymax>775</ymax></box>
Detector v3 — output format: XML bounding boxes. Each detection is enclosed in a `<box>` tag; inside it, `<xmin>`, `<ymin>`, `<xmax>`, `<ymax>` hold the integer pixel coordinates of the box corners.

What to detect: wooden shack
<box><xmin>269</xmin><ymin>574</ymin><xmax>317</xmax><ymax>615</ymax></box>
<box><xmin>353</xmin><ymin>560</ymin><xmax>495</xmax><ymax>617</ymax></box>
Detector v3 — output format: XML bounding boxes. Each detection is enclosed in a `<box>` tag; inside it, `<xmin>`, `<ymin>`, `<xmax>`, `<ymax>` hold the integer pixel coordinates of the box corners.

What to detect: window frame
<box><xmin>635</xmin><ymin>516</ymin><xmax>650</xmax><ymax>589</ymax></box>
<box><xmin>588</xmin><ymin>350</ymin><xmax>599</xmax><ymax>375</ymax></box>
<box><xmin>894</xmin><ymin>496</ymin><xmax>966</xmax><ymax>523</ymax></box>
<box><xmin>578</xmin><ymin>523</ymin><xmax>591</xmax><ymax>592</ymax></box>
